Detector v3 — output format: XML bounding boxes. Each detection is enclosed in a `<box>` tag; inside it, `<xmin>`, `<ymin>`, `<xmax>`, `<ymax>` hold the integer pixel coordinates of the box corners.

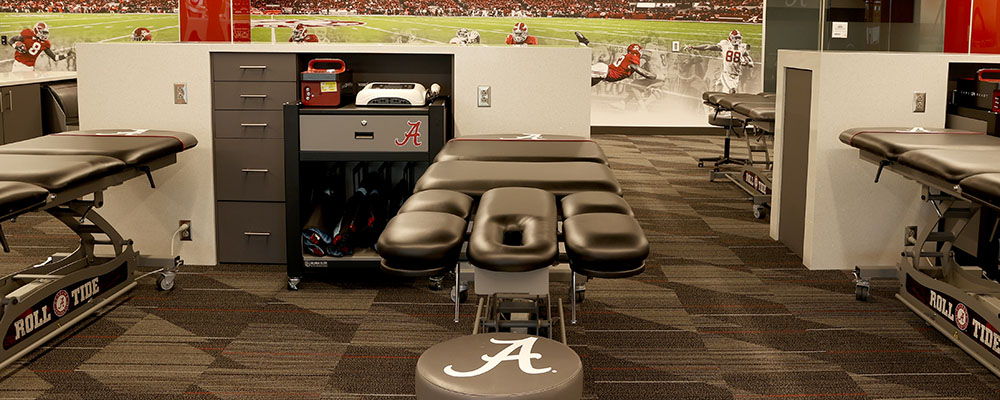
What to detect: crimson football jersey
<box><xmin>505</xmin><ymin>35</ymin><xmax>537</xmax><ymax>45</ymax></box>
<box><xmin>606</xmin><ymin>52</ymin><xmax>640</xmax><ymax>81</ymax></box>
<box><xmin>14</xmin><ymin>28</ymin><xmax>51</xmax><ymax>67</ymax></box>
<box><xmin>289</xmin><ymin>34</ymin><xmax>319</xmax><ymax>43</ymax></box>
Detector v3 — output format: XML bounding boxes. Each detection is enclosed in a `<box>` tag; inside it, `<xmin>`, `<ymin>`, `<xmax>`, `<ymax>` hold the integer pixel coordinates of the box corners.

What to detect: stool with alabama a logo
<box><xmin>415</xmin><ymin>333</ymin><xmax>582</xmax><ymax>399</ymax></box>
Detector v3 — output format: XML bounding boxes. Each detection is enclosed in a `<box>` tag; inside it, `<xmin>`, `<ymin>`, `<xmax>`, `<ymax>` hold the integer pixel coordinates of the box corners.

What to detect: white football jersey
<box><xmin>718</xmin><ymin>40</ymin><xmax>750</xmax><ymax>76</ymax></box>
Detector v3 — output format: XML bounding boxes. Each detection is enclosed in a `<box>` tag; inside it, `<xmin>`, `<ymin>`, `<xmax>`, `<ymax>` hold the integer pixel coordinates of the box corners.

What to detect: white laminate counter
<box><xmin>0</xmin><ymin>71</ymin><xmax>76</xmax><ymax>87</ymax></box>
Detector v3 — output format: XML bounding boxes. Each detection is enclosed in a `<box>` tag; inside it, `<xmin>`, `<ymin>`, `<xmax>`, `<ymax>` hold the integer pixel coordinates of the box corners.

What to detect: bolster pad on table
<box><xmin>838</xmin><ymin>127</ymin><xmax>991</xmax><ymax>161</ymax></box>
<box><xmin>0</xmin><ymin>129</ymin><xmax>198</xmax><ymax>166</ymax></box>
<box><xmin>469</xmin><ymin>188</ymin><xmax>557</xmax><ymax>272</ymax></box>
<box><xmin>564</xmin><ymin>213</ymin><xmax>648</xmax><ymax>278</ymax></box>
<box><xmin>733</xmin><ymin>103</ymin><xmax>775</xmax><ymax>122</ymax></box>
<box><xmin>0</xmin><ymin>155</ymin><xmax>125</xmax><ymax>191</ymax></box>
<box><xmin>415</xmin><ymin>161</ymin><xmax>622</xmax><ymax>197</ymax></box>
<box><xmin>397</xmin><ymin>190</ymin><xmax>474</xmax><ymax>218</ymax></box>
<box><xmin>434</xmin><ymin>138</ymin><xmax>609</xmax><ymax>165</ymax></box>
<box><xmin>960</xmin><ymin>173</ymin><xmax>1000</xmax><ymax>210</ymax></box>
<box><xmin>561</xmin><ymin>191</ymin><xmax>633</xmax><ymax>218</ymax></box>
<box><xmin>718</xmin><ymin>94</ymin><xmax>773</xmax><ymax>109</ymax></box>
<box><xmin>897</xmin><ymin>148</ymin><xmax>1000</xmax><ymax>183</ymax></box>
<box><xmin>0</xmin><ymin>182</ymin><xmax>49</xmax><ymax>220</ymax></box>
<box><xmin>377</xmin><ymin>212</ymin><xmax>467</xmax><ymax>276</ymax></box>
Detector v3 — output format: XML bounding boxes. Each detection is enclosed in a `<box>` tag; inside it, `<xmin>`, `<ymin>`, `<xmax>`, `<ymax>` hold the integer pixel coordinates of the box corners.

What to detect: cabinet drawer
<box><xmin>212</xmin><ymin>53</ymin><xmax>297</xmax><ymax>82</ymax></box>
<box><xmin>299</xmin><ymin>114</ymin><xmax>430</xmax><ymax>153</ymax></box>
<box><xmin>214</xmin><ymin>82</ymin><xmax>297</xmax><ymax>111</ymax></box>
<box><xmin>217</xmin><ymin>201</ymin><xmax>286</xmax><ymax>264</ymax></box>
<box><xmin>214</xmin><ymin>111</ymin><xmax>284</xmax><ymax>139</ymax></box>
<box><xmin>214</xmin><ymin>139</ymin><xmax>284</xmax><ymax>201</ymax></box>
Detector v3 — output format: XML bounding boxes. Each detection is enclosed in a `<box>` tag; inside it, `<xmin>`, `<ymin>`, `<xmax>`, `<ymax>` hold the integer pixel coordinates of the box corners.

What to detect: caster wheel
<box><xmin>697</xmin><ymin>162</ymin><xmax>704</xmax><ymax>167</ymax></box>
<box><xmin>288</xmin><ymin>277</ymin><xmax>300</xmax><ymax>291</ymax></box>
<box><xmin>450</xmin><ymin>286</ymin><xmax>468</xmax><ymax>303</ymax></box>
<box><xmin>753</xmin><ymin>205</ymin><xmax>766</xmax><ymax>220</ymax></box>
<box><xmin>575</xmin><ymin>290</ymin><xmax>585</xmax><ymax>303</ymax></box>
<box><xmin>156</xmin><ymin>274</ymin><xmax>174</xmax><ymax>291</ymax></box>
<box><xmin>855</xmin><ymin>285</ymin><xmax>870</xmax><ymax>301</ymax></box>
<box><xmin>428</xmin><ymin>277</ymin><xmax>444</xmax><ymax>291</ymax></box>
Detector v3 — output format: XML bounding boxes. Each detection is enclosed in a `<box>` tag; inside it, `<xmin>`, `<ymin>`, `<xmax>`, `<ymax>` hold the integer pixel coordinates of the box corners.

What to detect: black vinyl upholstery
<box><xmin>897</xmin><ymin>149</ymin><xmax>1000</xmax><ymax>183</ymax></box>
<box><xmin>0</xmin><ymin>155</ymin><xmax>124</xmax><ymax>191</ymax></box>
<box><xmin>468</xmin><ymin>188</ymin><xmax>558</xmax><ymax>273</ymax></box>
<box><xmin>415</xmin><ymin>161</ymin><xmax>622</xmax><ymax>197</ymax></box>
<box><xmin>397</xmin><ymin>190</ymin><xmax>474</xmax><ymax>218</ymax></box>
<box><xmin>0</xmin><ymin>182</ymin><xmax>49</xmax><ymax>220</ymax></box>
<box><xmin>435</xmin><ymin>137</ymin><xmax>608</xmax><ymax>165</ymax></box>
<box><xmin>564</xmin><ymin>213</ymin><xmax>648</xmax><ymax>278</ymax></box>
<box><xmin>561</xmin><ymin>191</ymin><xmax>634</xmax><ymax>218</ymax></box>
<box><xmin>0</xmin><ymin>130</ymin><xmax>197</xmax><ymax>166</ymax></box>
<box><xmin>377</xmin><ymin>211</ymin><xmax>468</xmax><ymax>276</ymax></box>
<box><xmin>839</xmin><ymin>128</ymin><xmax>990</xmax><ymax>161</ymax></box>
<box><xmin>960</xmin><ymin>173</ymin><xmax>1000</xmax><ymax>210</ymax></box>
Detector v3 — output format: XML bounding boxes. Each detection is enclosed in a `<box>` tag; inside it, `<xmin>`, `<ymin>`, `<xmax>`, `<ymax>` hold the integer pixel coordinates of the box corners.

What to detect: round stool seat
<box><xmin>416</xmin><ymin>333</ymin><xmax>583</xmax><ymax>399</ymax></box>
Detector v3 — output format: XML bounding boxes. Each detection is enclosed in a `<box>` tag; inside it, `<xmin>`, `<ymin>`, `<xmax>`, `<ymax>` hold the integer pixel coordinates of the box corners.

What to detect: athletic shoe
<box><xmin>574</xmin><ymin>32</ymin><xmax>590</xmax><ymax>46</ymax></box>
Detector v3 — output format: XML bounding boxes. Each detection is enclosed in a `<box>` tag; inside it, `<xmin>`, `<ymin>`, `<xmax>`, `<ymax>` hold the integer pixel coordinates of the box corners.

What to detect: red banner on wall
<box><xmin>180</xmin><ymin>0</ymin><xmax>250</xmax><ymax>42</ymax></box>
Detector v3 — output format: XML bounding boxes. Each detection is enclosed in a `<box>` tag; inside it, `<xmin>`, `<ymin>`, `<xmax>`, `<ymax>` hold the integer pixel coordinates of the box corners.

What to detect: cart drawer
<box><xmin>214</xmin><ymin>111</ymin><xmax>284</xmax><ymax>139</ymax></box>
<box><xmin>217</xmin><ymin>201</ymin><xmax>286</xmax><ymax>264</ymax></box>
<box><xmin>213</xmin><ymin>82</ymin><xmax>297</xmax><ymax>111</ymax></box>
<box><xmin>215</xmin><ymin>139</ymin><xmax>285</xmax><ymax>201</ymax></box>
<box><xmin>299</xmin><ymin>114</ymin><xmax>430</xmax><ymax>153</ymax></box>
<box><xmin>212</xmin><ymin>53</ymin><xmax>297</xmax><ymax>82</ymax></box>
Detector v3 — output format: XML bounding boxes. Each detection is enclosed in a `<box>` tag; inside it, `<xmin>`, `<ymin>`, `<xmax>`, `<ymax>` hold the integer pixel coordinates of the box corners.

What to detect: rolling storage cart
<box><xmin>284</xmin><ymin>100</ymin><xmax>448</xmax><ymax>289</ymax></box>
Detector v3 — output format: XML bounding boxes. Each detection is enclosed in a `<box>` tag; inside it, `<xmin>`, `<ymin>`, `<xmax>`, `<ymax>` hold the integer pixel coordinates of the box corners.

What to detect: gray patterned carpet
<box><xmin>1</xmin><ymin>134</ymin><xmax>999</xmax><ymax>399</ymax></box>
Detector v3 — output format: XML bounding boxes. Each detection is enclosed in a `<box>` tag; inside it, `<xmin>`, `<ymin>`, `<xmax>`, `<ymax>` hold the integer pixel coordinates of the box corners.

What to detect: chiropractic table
<box><xmin>842</xmin><ymin>127</ymin><xmax>1000</xmax><ymax>377</ymax></box>
<box><xmin>0</xmin><ymin>129</ymin><xmax>196</xmax><ymax>370</ymax></box>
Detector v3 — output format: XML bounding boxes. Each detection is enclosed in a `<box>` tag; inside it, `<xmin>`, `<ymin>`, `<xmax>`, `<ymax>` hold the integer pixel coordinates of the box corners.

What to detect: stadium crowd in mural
<box><xmin>1</xmin><ymin>0</ymin><xmax>761</xmax><ymax>21</ymax></box>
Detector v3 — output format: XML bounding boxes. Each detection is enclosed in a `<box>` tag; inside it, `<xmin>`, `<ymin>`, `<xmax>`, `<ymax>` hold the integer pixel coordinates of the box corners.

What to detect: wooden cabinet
<box><xmin>211</xmin><ymin>53</ymin><xmax>296</xmax><ymax>264</ymax></box>
<box><xmin>0</xmin><ymin>84</ymin><xmax>42</xmax><ymax>145</ymax></box>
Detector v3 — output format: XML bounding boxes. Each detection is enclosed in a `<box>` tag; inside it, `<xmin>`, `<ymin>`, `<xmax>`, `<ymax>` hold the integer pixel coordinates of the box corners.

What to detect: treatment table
<box><xmin>841</xmin><ymin>127</ymin><xmax>1000</xmax><ymax>376</ymax></box>
<box><xmin>0</xmin><ymin>129</ymin><xmax>196</xmax><ymax>370</ymax></box>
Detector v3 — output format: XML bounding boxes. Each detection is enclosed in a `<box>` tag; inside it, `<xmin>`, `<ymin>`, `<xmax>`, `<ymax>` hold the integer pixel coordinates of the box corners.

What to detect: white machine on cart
<box><xmin>355</xmin><ymin>82</ymin><xmax>440</xmax><ymax>107</ymax></box>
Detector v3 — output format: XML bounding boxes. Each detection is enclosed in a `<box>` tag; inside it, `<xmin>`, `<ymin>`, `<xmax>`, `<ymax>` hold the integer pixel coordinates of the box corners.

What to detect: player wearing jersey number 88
<box><xmin>10</xmin><ymin>21</ymin><xmax>66</xmax><ymax>71</ymax></box>
<box><xmin>684</xmin><ymin>29</ymin><xmax>754</xmax><ymax>94</ymax></box>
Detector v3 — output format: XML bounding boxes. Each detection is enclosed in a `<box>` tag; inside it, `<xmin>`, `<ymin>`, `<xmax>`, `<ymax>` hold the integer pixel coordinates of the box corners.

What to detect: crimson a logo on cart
<box><xmin>52</xmin><ymin>290</ymin><xmax>70</xmax><ymax>317</ymax></box>
<box><xmin>955</xmin><ymin>303</ymin><xmax>970</xmax><ymax>331</ymax></box>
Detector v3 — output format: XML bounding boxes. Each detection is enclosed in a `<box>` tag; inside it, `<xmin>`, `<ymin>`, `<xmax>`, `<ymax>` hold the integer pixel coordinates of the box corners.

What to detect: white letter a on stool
<box><xmin>444</xmin><ymin>337</ymin><xmax>552</xmax><ymax>377</ymax></box>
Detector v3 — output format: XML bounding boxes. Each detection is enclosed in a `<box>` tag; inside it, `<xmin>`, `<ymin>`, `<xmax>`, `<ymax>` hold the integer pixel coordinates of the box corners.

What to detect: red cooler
<box><xmin>301</xmin><ymin>59</ymin><xmax>354</xmax><ymax>107</ymax></box>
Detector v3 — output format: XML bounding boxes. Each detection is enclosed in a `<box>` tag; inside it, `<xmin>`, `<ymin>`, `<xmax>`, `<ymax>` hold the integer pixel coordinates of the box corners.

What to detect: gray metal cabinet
<box><xmin>212</xmin><ymin>53</ymin><xmax>296</xmax><ymax>264</ymax></box>
<box><xmin>0</xmin><ymin>84</ymin><xmax>43</xmax><ymax>144</ymax></box>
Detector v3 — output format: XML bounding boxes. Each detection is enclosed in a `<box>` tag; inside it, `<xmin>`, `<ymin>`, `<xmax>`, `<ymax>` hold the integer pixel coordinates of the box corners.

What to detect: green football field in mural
<box><xmin>1</xmin><ymin>13</ymin><xmax>760</xmax><ymax>59</ymax></box>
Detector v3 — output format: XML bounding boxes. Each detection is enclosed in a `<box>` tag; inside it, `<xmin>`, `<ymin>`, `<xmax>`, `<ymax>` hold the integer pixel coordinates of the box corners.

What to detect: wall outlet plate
<box><xmin>478</xmin><ymin>85</ymin><xmax>490</xmax><ymax>107</ymax></box>
<box><xmin>0</xmin><ymin>36</ymin><xmax>6</xmax><ymax>46</ymax></box>
<box><xmin>672</xmin><ymin>41</ymin><xmax>680</xmax><ymax>52</ymax></box>
<box><xmin>913</xmin><ymin>92</ymin><xmax>926</xmax><ymax>113</ymax></box>
<box><xmin>174</xmin><ymin>83</ymin><xmax>188</xmax><ymax>105</ymax></box>
<box><xmin>180</xmin><ymin>220</ymin><xmax>192</xmax><ymax>241</ymax></box>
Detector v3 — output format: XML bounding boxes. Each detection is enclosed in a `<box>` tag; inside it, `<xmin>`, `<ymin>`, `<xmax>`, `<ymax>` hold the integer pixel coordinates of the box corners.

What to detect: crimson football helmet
<box><xmin>132</xmin><ymin>27</ymin><xmax>152</xmax><ymax>41</ymax></box>
<box><xmin>729</xmin><ymin>29</ymin><xmax>742</xmax><ymax>46</ymax></box>
<box><xmin>627</xmin><ymin>43</ymin><xmax>642</xmax><ymax>57</ymax></box>
<box><xmin>512</xmin><ymin>22</ymin><xmax>528</xmax><ymax>43</ymax></box>
<box><xmin>34</xmin><ymin>22</ymin><xmax>49</xmax><ymax>41</ymax></box>
<box><xmin>291</xmin><ymin>23</ymin><xmax>308</xmax><ymax>42</ymax></box>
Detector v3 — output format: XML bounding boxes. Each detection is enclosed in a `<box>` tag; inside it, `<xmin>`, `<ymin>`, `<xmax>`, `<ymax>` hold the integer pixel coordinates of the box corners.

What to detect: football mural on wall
<box><xmin>0</xmin><ymin>0</ymin><xmax>762</xmax><ymax>126</ymax></box>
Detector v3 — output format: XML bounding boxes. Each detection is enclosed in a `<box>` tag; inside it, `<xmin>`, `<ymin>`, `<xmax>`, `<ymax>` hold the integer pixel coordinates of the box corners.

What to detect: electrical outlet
<box><xmin>174</xmin><ymin>83</ymin><xmax>187</xmax><ymax>105</ymax></box>
<box><xmin>179</xmin><ymin>220</ymin><xmax>192</xmax><ymax>241</ymax></box>
<box><xmin>478</xmin><ymin>85</ymin><xmax>491</xmax><ymax>107</ymax></box>
<box><xmin>1</xmin><ymin>36</ymin><xmax>6</xmax><ymax>46</ymax></box>
<box><xmin>913</xmin><ymin>92</ymin><xmax>926</xmax><ymax>113</ymax></box>
<box><xmin>672</xmin><ymin>41</ymin><xmax>680</xmax><ymax>52</ymax></box>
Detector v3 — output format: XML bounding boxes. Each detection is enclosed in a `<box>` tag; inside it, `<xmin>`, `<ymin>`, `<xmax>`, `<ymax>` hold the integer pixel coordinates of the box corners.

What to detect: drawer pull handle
<box><xmin>244</xmin><ymin>232</ymin><xmax>271</xmax><ymax>237</ymax></box>
<box><xmin>241</xmin><ymin>168</ymin><xmax>269</xmax><ymax>173</ymax></box>
<box><xmin>240</xmin><ymin>94</ymin><xmax>268</xmax><ymax>99</ymax></box>
<box><xmin>355</xmin><ymin>132</ymin><xmax>374</xmax><ymax>140</ymax></box>
<box><xmin>241</xmin><ymin>123</ymin><xmax>269</xmax><ymax>127</ymax></box>
<box><xmin>239</xmin><ymin>65</ymin><xmax>268</xmax><ymax>69</ymax></box>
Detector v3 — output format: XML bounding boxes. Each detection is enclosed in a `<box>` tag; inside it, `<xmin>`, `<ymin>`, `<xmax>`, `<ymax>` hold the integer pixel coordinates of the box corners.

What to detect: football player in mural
<box><xmin>450</xmin><ymin>28</ymin><xmax>481</xmax><ymax>45</ymax></box>
<box><xmin>289</xmin><ymin>23</ymin><xmax>319</xmax><ymax>43</ymax></box>
<box><xmin>575</xmin><ymin>32</ymin><xmax>658</xmax><ymax>87</ymax></box>
<box><xmin>684</xmin><ymin>29</ymin><xmax>753</xmax><ymax>94</ymax></box>
<box><xmin>506</xmin><ymin>22</ymin><xmax>537</xmax><ymax>46</ymax></box>
<box><xmin>132</xmin><ymin>27</ymin><xmax>153</xmax><ymax>42</ymax></box>
<box><xmin>10</xmin><ymin>22</ymin><xmax>66</xmax><ymax>72</ymax></box>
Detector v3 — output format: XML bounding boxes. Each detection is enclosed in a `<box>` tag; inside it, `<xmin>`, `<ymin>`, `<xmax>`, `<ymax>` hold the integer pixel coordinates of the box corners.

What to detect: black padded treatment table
<box><xmin>841</xmin><ymin>127</ymin><xmax>1000</xmax><ymax>377</ymax></box>
<box><xmin>378</xmin><ymin>134</ymin><xmax>648</xmax><ymax>323</ymax></box>
<box><xmin>0</xmin><ymin>129</ymin><xmax>196</xmax><ymax>370</ymax></box>
<box><xmin>378</xmin><ymin>135</ymin><xmax>646</xmax><ymax>400</ymax></box>
<box><xmin>698</xmin><ymin>92</ymin><xmax>775</xmax><ymax>171</ymax></box>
